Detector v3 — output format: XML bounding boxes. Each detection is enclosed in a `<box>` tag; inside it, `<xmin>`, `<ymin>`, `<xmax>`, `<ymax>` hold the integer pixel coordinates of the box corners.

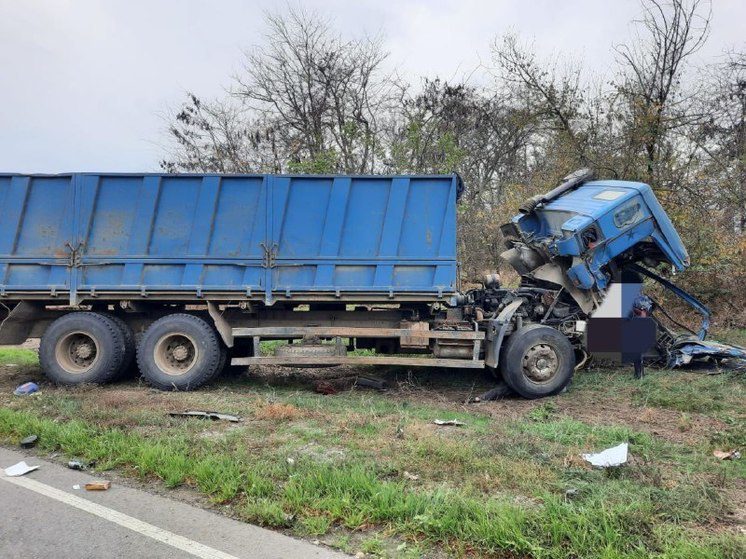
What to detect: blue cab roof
<box><xmin>544</xmin><ymin>180</ymin><xmax>647</xmax><ymax>217</ymax></box>
<box><xmin>542</xmin><ymin>180</ymin><xmax>690</xmax><ymax>270</ymax></box>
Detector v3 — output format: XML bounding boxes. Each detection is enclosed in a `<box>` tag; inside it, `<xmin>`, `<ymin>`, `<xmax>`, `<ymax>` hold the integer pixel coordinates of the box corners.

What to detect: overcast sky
<box><xmin>1</xmin><ymin>0</ymin><xmax>743</xmax><ymax>173</ymax></box>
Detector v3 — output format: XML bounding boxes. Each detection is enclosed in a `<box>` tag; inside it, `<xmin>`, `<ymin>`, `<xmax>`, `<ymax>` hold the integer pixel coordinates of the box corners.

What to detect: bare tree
<box><xmin>615</xmin><ymin>0</ymin><xmax>711</xmax><ymax>182</ymax></box>
<box><xmin>234</xmin><ymin>8</ymin><xmax>395</xmax><ymax>173</ymax></box>
<box><xmin>492</xmin><ymin>34</ymin><xmax>587</xmax><ymax>164</ymax></box>
<box><xmin>389</xmin><ymin>79</ymin><xmax>539</xmax><ymax>277</ymax></box>
<box><xmin>692</xmin><ymin>51</ymin><xmax>746</xmax><ymax>232</ymax></box>
<box><xmin>161</xmin><ymin>94</ymin><xmax>285</xmax><ymax>173</ymax></box>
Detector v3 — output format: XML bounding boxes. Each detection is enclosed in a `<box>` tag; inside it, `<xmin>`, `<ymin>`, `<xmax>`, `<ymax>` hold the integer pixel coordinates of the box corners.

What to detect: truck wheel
<box><xmin>499</xmin><ymin>324</ymin><xmax>575</xmax><ymax>399</ymax></box>
<box><xmin>103</xmin><ymin>314</ymin><xmax>136</xmax><ymax>378</ymax></box>
<box><xmin>136</xmin><ymin>314</ymin><xmax>221</xmax><ymax>391</ymax></box>
<box><xmin>39</xmin><ymin>312</ymin><xmax>126</xmax><ymax>386</ymax></box>
<box><xmin>214</xmin><ymin>343</ymin><xmax>228</xmax><ymax>378</ymax></box>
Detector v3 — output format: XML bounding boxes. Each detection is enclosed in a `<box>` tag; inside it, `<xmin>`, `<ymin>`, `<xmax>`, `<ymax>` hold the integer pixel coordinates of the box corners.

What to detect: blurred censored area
<box><xmin>586</xmin><ymin>271</ymin><xmax>657</xmax><ymax>363</ymax></box>
<box><xmin>586</xmin><ymin>317</ymin><xmax>657</xmax><ymax>363</ymax></box>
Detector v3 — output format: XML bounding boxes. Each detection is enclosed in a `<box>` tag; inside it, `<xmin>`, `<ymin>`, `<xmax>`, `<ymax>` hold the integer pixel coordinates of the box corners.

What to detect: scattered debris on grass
<box><xmin>581</xmin><ymin>442</ymin><xmax>629</xmax><ymax>468</ymax></box>
<box><xmin>84</xmin><ymin>481</ymin><xmax>111</xmax><ymax>491</ymax></box>
<box><xmin>67</xmin><ymin>459</ymin><xmax>95</xmax><ymax>471</ymax></box>
<box><xmin>313</xmin><ymin>380</ymin><xmax>337</xmax><ymax>395</ymax></box>
<box><xmin>469</xmin><ymin>382</ymin><xmax>512</xmax><ymax>403</ymax></box>
<box><xmin>433</xmin><ymin>419</ymin><xmax>466</xmax><ymax>426</ymax></box>
<box><xmin>19</xmin><ymin>435</ymin><xmax>37</xmax><ymax>448</ymax></box>
<box><xmin>564</xmin><ymin>488</ymin><xmax>579</xmax><ymax>500</ymax></box>
<box><xmin>669</xmin><ymin>338</ymin><xmax>746</xmax><ymax>368</ymax></box>
<box><xmin>4</xmin><ymin>461</ymin><xmax>39</xmax><ymax>477</ymax></box>
<box><xmin>713</xmin><ymin>449</ymin><xmax>741</xmax><ymax>460</ymax></box>
<box><xmin>169</xmin><ymin>410</ymin><xmax>242</xmax><ymax>422</ymax></box>
<box><xmin>403</xmin><ymin>471</ymin><xmax>419</xmax><ymax>481</ymax></box>
<box><xmin>13</xmin><ymin>382</ymin><xmax>39</xmax><ymax>396</ymax></box>
<box><xmin>356</xmin><ymin>376</ymin><xmax>387</xmax><ymax>390</ymax></box>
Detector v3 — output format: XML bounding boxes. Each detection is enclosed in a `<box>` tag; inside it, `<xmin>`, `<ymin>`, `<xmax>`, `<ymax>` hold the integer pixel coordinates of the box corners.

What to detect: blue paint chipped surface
<box><xmin>0</xmin><ymin>173</ymin><xmax>460</xmax><ymax>304</ymax></box>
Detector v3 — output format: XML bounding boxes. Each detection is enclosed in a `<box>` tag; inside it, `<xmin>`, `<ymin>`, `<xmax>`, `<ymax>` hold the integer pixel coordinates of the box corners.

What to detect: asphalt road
<box><xmin>0</xmin><ymin>447</ymin><xmax>348</xmax><ymax>559</ymax></box>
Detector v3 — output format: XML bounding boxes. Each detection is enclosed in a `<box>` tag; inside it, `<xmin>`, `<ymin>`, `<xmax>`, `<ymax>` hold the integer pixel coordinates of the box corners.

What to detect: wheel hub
<box><xmin>74</xmin><ymin>343</ymin><xmax>94</xmax><ymax>360</ymax></box>
<box><xmin>155</xmin><ymin>333</ymin><xmax>198</xmax><ymax>376</ymax></box>
<box><xmin>172</xmin><ymin>345</ymin><xmax>189</xmax><ymax>361</ymax></box>
<box><xmin>56</xmin><ymin>332</ymin><xmax>99</xmax><ymax>374</ymax></box>
<box><xmin>522</xmin><ymin>344</ymin><xmax>559</xmax><ymax>383</ymax></box>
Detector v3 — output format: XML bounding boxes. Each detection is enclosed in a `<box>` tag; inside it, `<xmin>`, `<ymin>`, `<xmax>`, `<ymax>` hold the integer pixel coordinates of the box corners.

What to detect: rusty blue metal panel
<box><xmin>268</xmin><ymin>175</ymin><xmax>459</xmax><ymax>301</ymax></box>
<box><xmin>0</xmin><ymin>172</ymin><xmax>460</xmax><ymax>304</ymax></box>
<box><xmin>0</xmin><ymin>174</ymin><xmax>73</xmax><ymax>297</ymax></box>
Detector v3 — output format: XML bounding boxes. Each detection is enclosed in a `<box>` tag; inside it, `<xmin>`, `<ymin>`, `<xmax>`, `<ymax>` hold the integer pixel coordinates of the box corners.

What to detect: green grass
<box><xmin>714</xmin><ymin>328</ymin><xmax>746</xmax><ymax>348</ymax></box>
<box><xmin>573</xmin><ymin>366</ymin><xmax>746</xmax><ymax>416</ymax></box>
<box><xmin>259</xmin><ymin>339</ymin><xmax>375</xmax><ymax>357</ymax></box>
<box><xmin>2</xmin><ymin>406</ymin><xmax>741</xmax><ymax>558</ymax></box>
<box><xmin>0</xmin><ymin>347</ymin><xmax>38</xmax><ymax>367</ymax></box>
<box><xmin>0</xmin><ymin>346</ymin><xmax>744</xmax><ymax>558</ymax></box>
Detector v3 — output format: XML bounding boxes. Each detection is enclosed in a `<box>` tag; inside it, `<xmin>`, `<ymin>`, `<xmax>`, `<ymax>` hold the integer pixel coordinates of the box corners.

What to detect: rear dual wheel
<box><xmin>136</xmin><ymin>314</ymin><xmax>222</xmax><ymax>391</ymax></box>
<box><xmin>39</xmin><ymin>312</ymin><xmax>128</xmax><ymax>385</ymax></box>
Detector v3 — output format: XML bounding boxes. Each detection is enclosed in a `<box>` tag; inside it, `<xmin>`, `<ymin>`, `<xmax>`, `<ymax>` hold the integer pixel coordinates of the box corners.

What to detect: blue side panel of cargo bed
<box><xmin>0</xmin><ymin>173</ymin><xmax>458</xmax><ymax>304</ymax></box>
<box><xmin>268</xmin><ymin>175</ymin><xmax>457</xmax><ymax>302</ymax></box>
<box><xmin>0</xmin><ymin>175</ymin><xmax>74</xmax><ymax>297</ymax></box>
<box><xmin>74</xmin><ymin>174</ymin><xmax>267</xmax><ymax>299</ymax></box>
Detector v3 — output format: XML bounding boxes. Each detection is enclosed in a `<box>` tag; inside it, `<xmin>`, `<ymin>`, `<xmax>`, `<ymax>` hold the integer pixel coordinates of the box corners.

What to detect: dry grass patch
<box><xmin>254</xmin><ymin>402</ymin><xmax>305</xmax><ymax>421</ymax></box>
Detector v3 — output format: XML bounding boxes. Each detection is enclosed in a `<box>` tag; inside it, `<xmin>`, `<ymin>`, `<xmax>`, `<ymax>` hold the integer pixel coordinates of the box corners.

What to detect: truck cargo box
<box><xmin>0</xmin><ymin>173</ymin><xmax>460</xmax><ymax>305</ymax></box>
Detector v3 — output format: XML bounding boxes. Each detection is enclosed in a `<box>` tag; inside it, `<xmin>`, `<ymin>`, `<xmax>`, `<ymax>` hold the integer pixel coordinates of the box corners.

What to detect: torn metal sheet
<box><xmin>668</xmin><ymin>338</ymin><xmax>746</xmax><ymax>368</ymax></box>
<box><xmin>169</xmin><ymin>410</ymin><xmax>242</xmax><ymax>422</ymax></box>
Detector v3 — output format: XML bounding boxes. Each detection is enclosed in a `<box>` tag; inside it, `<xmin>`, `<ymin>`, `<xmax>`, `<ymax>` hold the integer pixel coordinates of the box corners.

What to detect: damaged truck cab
<box><xmin>473</xmin><ymin>169</ymin><xmax>742</xmax><ymax>396</ymax></box>
<box><xmin>501</xmin><ymin>171</ymin><xmax>689</xmax><ymax>304</ymax></box>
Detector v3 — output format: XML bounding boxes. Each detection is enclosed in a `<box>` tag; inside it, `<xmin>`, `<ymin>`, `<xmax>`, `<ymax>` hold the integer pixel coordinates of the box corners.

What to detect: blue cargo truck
<box><xmin>0</xmin><ymin>169</ymin><xmax>726</xmax><ymax>397</ymax></box>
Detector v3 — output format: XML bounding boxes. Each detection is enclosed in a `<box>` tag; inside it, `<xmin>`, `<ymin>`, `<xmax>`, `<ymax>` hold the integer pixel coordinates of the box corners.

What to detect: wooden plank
<box><xmin>231</xmin><ymin>355</ymin><xmax>485</xmax><ymax>369</ymax></box>
<box><xmin>232</xmin><ymin>326</ymin><xmax>484</xmax><ymax>340</ymax></box>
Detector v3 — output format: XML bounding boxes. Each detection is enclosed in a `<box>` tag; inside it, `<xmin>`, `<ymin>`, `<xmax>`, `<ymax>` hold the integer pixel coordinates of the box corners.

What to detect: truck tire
<box><xmin>39</xmin><ymin>312</ymin><xmax>126</xmax><ymax>386</ymax></box>
<box><xmin>214</xmin><ymin>343</ymin><xmax>228</xmax><ymax>379</ymax></box>
<box><xmin>103</xmin><ymin>314</ymin><xmax>136</xmax><ymax>378</ymax></box>
<box><xmin>499</xmin><ymin>324</ymin><xmax>575</xmax><ymax>399</ymax></box>
<box><xmin>136</xmin><ymin>314</ymin><xmax>221</xmax><ymax>391</ymax></box>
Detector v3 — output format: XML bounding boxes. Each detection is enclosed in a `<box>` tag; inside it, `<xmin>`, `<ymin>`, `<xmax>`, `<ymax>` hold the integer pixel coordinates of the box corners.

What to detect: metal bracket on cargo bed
<box><xmin>260</xmin><ymin>242</ymin><xmax>278</xmax><ymax>269</ymax></box>
<box><xmin>65</xmin><ymin>241</ymin><xmax>84</xmax><ymax>268</ymax></box>
<box><xmin>207</xmin><ymin>301</ymin><xmax>234</xmax><ymax>348</ymax></box>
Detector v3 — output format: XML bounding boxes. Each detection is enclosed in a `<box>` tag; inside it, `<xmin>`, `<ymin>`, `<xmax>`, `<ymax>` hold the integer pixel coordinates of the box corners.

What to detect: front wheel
<box><xmin>136</xmin><ymin>314</ymin><xmax>222</xmax><ymax>391</ymax></box>
<box><xmin>499</xmin><ymin>324</ymin><xmax>575</xmax><ymax>399</ymax></box>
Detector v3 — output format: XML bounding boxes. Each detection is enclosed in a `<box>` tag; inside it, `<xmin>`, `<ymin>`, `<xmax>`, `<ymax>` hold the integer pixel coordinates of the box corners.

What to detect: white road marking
<box><xmin>1</xmin><ymin>475</ymin><xmax>240</xmax><ymax>559</ymax></box>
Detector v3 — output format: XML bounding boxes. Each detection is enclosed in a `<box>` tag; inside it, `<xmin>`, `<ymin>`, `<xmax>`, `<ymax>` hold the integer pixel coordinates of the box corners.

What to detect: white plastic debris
<box><xmin>713</xmin><ymin>449</ymin><xmax>741</xmax><ymax>460</ymax></box>
<box><xmin>4</xmin><ymin>461</ymin><xmax>39</xmax><ymax>477</ymax></box>
<box><xmin>434</xmin><ymin>419</ymin><xmax>465</xmax><ymax>426</ymax></box>
<box><xmin>581</xmin><ymin>443</ymin><xmax>629</xmax><ymax>468</ymax></box>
